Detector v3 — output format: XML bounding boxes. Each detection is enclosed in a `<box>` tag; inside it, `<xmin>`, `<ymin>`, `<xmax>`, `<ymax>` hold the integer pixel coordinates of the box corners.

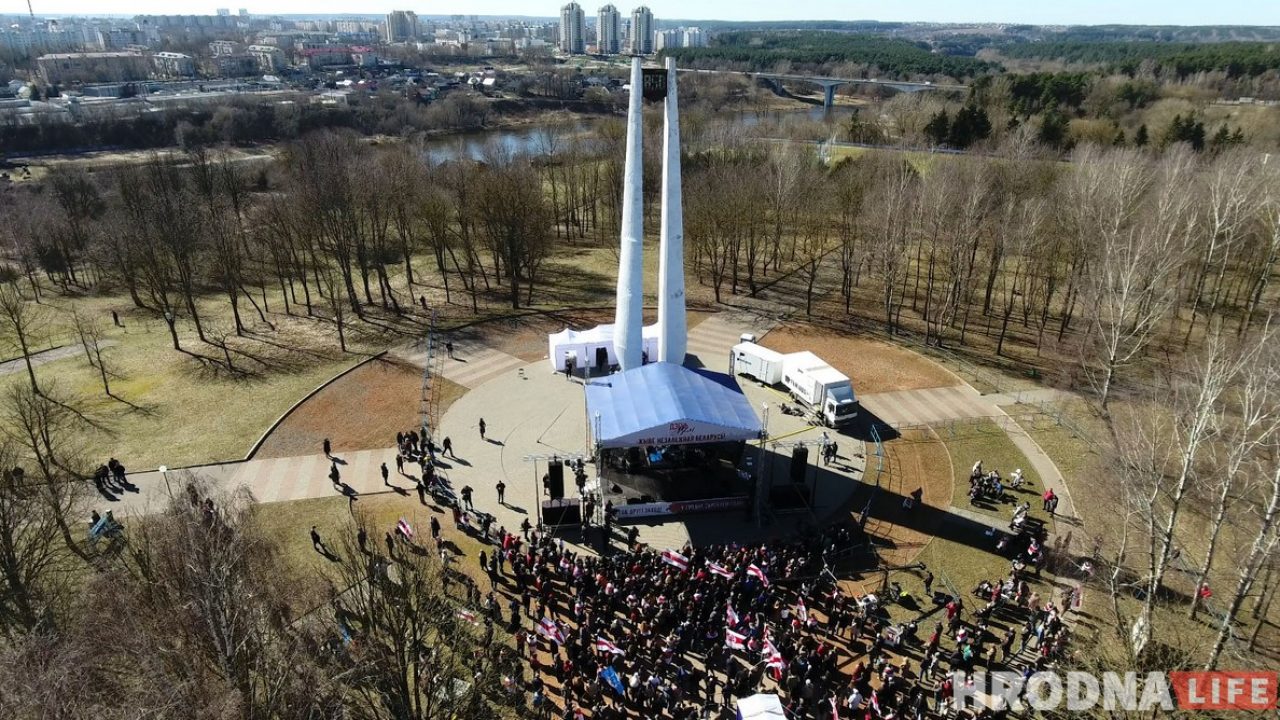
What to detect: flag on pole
<box><xmin>747</xmin><ymin>563</ymin><xmax>770</xmax><ymax>587</ymax></box>
<box><xmin>830</xmin><ymin>697</ymin><xmax>841</xmax><ymax>720</ymax></box>
<box><xmin>600</xmin><ymin>666</ymin><xmax>626</xmax><ymax>696</ymax></box>
<box><xmin>708</xmin><ymin>561</ymin><xmax>734</xmax><ymax>579</ymax></box>
<box><xmin>796</xmin><ymin>598</ymin><xmax>809</xmax><ymax>623</ymax></box>
<box><xmin>595</xmin><ymin>636</ymin><xmax>625</xmax><ymax>656</ymax></box>
<box><xmin>396</xmin><ymin>518</ymin><xmax>414</xmax><ymax>539</ymax></box>
<box><xmin>456</xmin><ymin>608</ymin><xmax>478</xmax><ymax>624</ymax></box>
<box><xmin>661</xmin><ymin>549</ymin><xmax>689</xmax><ymax>572</ymax></box>
<box><xmin>763</xmin><ymin>637</ymin><xmax>785</xmax><ymax>670</ymax></box>
<box><xmin>537</xmin><ymin>617</ymin><xmax>564</xmax><ymax>645</ymax></box>
<box><xmin>725</xmin><ymin>628</ymin><xmax>747</xmax><ymax>650</ymax></box>
<box><xmin>726</xmin><ymin>603</ymin><xmax>741</xmax><ymax>628</ymax></box>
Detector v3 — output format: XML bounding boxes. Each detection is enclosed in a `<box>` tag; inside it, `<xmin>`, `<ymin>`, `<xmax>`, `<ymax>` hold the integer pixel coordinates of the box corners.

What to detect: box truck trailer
<box><xmin>731</xmin><ymin>341</ymin><xmax>785</xmax><ymax>385</ymax></box>
<box><xmin>730</xmin><ymin>344</ymin><xmax>858</xmax><ymax>427</ymax></box>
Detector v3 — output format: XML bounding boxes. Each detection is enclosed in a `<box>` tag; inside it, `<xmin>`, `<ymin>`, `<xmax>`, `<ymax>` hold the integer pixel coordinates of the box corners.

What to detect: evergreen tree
<box><xmin>1037</xmin><ymin>108</ymin><xmax>1071</xmax><ymax>150</ymax></box>
<box><xmin>1210</xmin><ymin>125</ymin><xmax>1232</xmax><ymax>150</ymax></box>
<box><xmin>1134</xmin><ymin>124</ymin><xmax>1149</xmax><ymax>146</ymax></box>
<box><xmin>1113</xmin><ymin>127</ymin><xmax>1126</xmax><ymax>146</ymax></box>
<box><xmin>924</xmin><ymin>110</ymin><xmax>950</xmax><ymax>147</ymax></box>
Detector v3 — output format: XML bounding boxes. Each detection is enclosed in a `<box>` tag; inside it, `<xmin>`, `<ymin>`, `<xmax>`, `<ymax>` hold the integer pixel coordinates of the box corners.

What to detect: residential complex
<box><xmin>559</xmin><ymin>2</ymin><xmax>586</xmax><ymax>54</ymax></box>
<box><xmin>596</xmin><ymin>4</ymin><xmax>621</xmax><ymax>54</ymax></box>
<box><xmin>384</xmin><ymin>10</ymin><xmax>419</xmax><ymax>43</ymax></box>
<box><xmin>629</xmin><ymin>5</ymin><xmax>653</xmax><ymax>55</ymax></box>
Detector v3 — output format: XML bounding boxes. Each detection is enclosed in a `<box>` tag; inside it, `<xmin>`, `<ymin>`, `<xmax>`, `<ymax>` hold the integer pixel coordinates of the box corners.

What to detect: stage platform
<box><xmin>432</xmin><ymin>314</ymin><xmax>871</xmax><ymax>554</ymax></box>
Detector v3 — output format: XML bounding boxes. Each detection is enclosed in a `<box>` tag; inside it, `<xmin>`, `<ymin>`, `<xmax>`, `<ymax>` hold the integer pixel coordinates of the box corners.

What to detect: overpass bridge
<box><xmin>678</xmin><ymin>68</ymin><xmax>968</xmax><ymax>111</ymax></box>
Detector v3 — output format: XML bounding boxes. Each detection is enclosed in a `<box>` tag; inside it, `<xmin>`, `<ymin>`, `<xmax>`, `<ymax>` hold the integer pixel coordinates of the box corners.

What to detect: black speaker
<box><xmin>790</xmin><ymin>447</ymin><xmax>809</xmax><ymax>483</ymax></box>
<box><xmin>542</xmin><ymin>503</ymin><xmax>580</xmax><ymax>526</ymax></box>
<box><xmin>547</xmin><ymin>460</ymin><xmax>565</xmax><ymax>499</ymax></box>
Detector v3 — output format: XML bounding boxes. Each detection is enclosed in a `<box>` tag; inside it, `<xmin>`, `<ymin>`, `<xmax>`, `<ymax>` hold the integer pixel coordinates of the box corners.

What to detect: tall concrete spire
<box><xmin>657</xmin><ymin>56</ymin><xmax>686</xmax><ymax>364</ymax></box>
<box><xmin>613</xmin><ymin>56</ymin><xmax>645</xmax><ymax>371</ymax></box>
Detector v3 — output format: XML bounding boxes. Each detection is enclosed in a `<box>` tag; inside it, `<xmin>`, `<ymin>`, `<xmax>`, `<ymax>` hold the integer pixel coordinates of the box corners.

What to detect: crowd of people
<box><xmin>422</xmin><ymin>456</ymin><xmax>1075</xmax><ymax>719</ymax></box>
<box><xmin>323</xmin><ymin>425</ymin><xmax>1076</xmax><ymax>719</ymax></box>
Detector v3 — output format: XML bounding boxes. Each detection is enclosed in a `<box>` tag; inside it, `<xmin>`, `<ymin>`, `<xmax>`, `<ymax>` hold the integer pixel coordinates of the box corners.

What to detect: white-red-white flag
<box><xmin>763</xmin><ymin>637</ymin><xmax>785</xmax><ymax>670</ymax></box>
<box><xmin>456</xmin><ymin>608</ymin><xmax>477</xmax><ymax>624</ymax></box>
<box><xmin>829</xmin><ymin>697</ymin><xmax>840</xmax><ymax>720</ymax></box>
<box><xmin>725</xmin><ymin>628</ymin><xmax>747</xmax><ymax>650</ymax></box>
<box><xmin>708</xmin><ymin>561</ymin><xmax>734</xmax><ymax>579</ymax></box>
<box><xmin>537</xmin><ymin>617</ymin><xmax>564</xmax><ymax>645</ymax></box>
<box><xmin>595</xmin><ymin>636</ymin><xmax>625</xmax><ymax>655</ymax></box>
<box><xmin>747</xmin><ymin>563</ymin><xmax>770</xmax><ymax>587</ymax></box>
<box><xmin>726</xmin><ymin>603</ymin><xmax>741</xmax><ymax>627</ymax></box>
<box><xmin>396</xmin><ymin>518</ymin><xmax>414</xmax><ymax>539</ymax></box>
<box><xmin>661</xmin><ymin>549</ymin><xmax>689</xmax><ymax>572</ymax></box>
<box><xmin>796</xmin><ymin>598</ymin><xmax>809</xmax><ymax>623</ymax></box>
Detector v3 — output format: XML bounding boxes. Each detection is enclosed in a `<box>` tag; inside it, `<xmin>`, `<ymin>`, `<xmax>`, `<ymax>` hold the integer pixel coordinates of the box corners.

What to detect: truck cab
<box><xmin>824</xmin><ymin>385</ymin><xmax>858</xmax><ymax>427</ymax></box>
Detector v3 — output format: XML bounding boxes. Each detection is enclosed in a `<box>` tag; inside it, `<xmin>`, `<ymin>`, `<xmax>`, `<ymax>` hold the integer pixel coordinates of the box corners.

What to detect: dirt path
<box><xmin>0</xmin><ymin>341</ymin><xmax>116</xmax><ymax>376</ymax></box>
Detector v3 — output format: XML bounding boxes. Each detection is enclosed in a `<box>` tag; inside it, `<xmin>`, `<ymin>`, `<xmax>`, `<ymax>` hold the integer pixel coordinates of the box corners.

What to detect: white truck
<box><xmin>731</xmin><ymin>343</ymin><xmax>859</xmax><ymax>427</ymax></box>
<box><xmin>779</xmin><ymin>351</ymin><xmax>858</xmax><ymax>427</ymax></box>
<box><xmin>731</xmin><ymin>341</ymin><xmax>786</xmax><ymax>385</ymax></box>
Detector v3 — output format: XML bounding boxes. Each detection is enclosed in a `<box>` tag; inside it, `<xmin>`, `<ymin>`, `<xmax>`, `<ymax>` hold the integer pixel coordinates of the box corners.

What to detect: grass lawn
<box><xmin>1</xmin><ymin>288</ymin><xmax>379</xmax><ymax>471</ymax></box>
<box><xmin>941</xmin><ymin>419</ymin><xmax>1046</xmax><ymax>522</ymax></box>
<box><xmin>251</xmin><ymin>491</ymin><xmax>496</xmax><ymax>620</ymax></box>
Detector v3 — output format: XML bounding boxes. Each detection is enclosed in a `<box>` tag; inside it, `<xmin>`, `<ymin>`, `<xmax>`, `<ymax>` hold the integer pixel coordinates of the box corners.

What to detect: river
<box><xmin>421</xmin><ymin>106</ymin><xmax>854</xmax><ymax>163</ymax></box>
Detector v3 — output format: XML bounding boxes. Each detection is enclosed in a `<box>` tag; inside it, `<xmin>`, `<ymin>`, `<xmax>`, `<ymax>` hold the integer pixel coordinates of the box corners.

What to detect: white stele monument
<box><xmin>549</xmin><ymin>56</ymin><xmax>688</xmax><ymax>374</ymax></box>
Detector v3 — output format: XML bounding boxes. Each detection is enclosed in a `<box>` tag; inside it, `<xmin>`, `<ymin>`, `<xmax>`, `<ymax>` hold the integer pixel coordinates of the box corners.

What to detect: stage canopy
<box><xmin>736</xmin><ymin>694</ymin><xmax>786</xmax><ymax>720</ymax></box>
<box><xmin>586</xmin><ymin>363</ymin><xmax>762</xmax><ymax>449</ymax></box>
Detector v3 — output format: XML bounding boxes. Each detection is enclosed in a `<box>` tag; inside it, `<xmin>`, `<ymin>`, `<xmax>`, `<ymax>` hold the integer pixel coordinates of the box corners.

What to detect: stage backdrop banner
<box><xmin>615</xmin><ymin>495</ymin><xmax>747</xmax><ymax>520</ymax></box>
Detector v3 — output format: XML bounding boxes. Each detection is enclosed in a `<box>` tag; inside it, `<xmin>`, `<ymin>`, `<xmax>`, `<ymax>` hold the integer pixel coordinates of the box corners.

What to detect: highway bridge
<box><xmin>678</xmin><ymin>68</ymin><xmax>968</xmax><ymax>111</ymax></box>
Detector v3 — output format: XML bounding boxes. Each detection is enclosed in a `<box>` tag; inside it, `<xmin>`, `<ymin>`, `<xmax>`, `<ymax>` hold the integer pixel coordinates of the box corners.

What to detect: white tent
<box><xmin>736</xmin><ymin>693</ymin><xmax>786</xmax><ymax>720</ymax></box>
<box><xmin>547</xmin><ymin>323</ymin><xmax>658</xmax><ymax>372</ymax></box>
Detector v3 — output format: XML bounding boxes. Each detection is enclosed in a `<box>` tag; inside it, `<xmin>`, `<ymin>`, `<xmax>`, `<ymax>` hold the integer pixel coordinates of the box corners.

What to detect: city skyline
<box><xmin>11</xmin><ymin>0</ymin><xmax>1280</xmax><ymax>26</ymax></box>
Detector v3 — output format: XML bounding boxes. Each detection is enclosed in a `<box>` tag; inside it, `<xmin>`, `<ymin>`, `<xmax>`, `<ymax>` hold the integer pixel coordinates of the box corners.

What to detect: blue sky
<box><xmin>16</xmin><ymin>0</ymin><xmax>1280</xmax><ymax>25</ymax></box>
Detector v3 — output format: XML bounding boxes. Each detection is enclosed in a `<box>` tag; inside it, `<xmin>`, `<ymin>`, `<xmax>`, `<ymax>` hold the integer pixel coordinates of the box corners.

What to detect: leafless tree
<box><xmin>0</xmin><ymin>439</ymin><xmax>77</xmax><ymax>637</ymax></box>
<box><xmin>1204</xmin><ymin>337</ymin><xmax>1280</xmax><ymax>668</ymax></box>
<box><xmin>0</xmin><ymin>383</ymin><xmax>91</xmax><ymax>564</ymax></box>
<box><xmin>0</xmin><ymin>283</ymin><xmax>44</xmax><ymax>396</ymax></box>
<box><xmin>71</xmin><ymin>308</ymin><xmax>114</xmax><ymax>398</ymax></box>
<box><xmin>1183</xmin><ymin>148</ymin><xmax>1265</xmax><ymax>346</ymax></box>
<box><xmin>474</xmin><ymin>159</ymin><xmax>554</xmax><ymax>309</ymax></box>
<box><xmin>322</xmin><ymin>520</ymin><xmax>511</xmax><ymax>719</ymax></box>
<box><xmin>1080</xmin><ymin>148</ymin><xmax>1191</xmax><ymax>410</ymax></box>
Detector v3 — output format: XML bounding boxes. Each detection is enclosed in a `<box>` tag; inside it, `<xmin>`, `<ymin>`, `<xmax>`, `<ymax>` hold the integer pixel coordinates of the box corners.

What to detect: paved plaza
<box><xmin>109</xmin><ymin>310</ymin><xmax>1074</xmax><ymax>558</ymax></box>
<box><xmin>113</xmin><ymin>313</ymin><xmax>870</xmax><ymax>552</ymax></box>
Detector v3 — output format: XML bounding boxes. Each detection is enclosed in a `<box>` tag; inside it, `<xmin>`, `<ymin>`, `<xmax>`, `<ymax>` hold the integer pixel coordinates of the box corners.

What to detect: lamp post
<box><xmin>158</xmin><ymin>464</ymin><xmax>171</xmax><ymax>497</ymax></box>
<box><xmin>755</xmin><ymin>402</ymin><xmax>769</xmax><ymax>527</ymax></box>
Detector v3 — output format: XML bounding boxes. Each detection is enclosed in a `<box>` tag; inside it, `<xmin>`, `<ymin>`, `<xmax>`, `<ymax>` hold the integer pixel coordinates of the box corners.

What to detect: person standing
<box><xmin>329</xmin><ymin>462</ymin><xmax>341</xmax><ymax>487</ymax></box>
<box><xmin>323</xmin><ymin>438</ymin><xmax>332</xmax><ymax>457</ymax></box>
<box><xmin>442</xmin><ymin>437</ymin><xmax>454</xmax><ymax>458</ymax></box>
<box><xmin>478</xmin><ymin>418</ymin><xmax>487</xmax><ymax>441</ymax></box>
<box><xmin>461</xmin><ymin>485</ymin><xmax>474</xmax><ymax>511</ymax></box>
<box><xmin>430</xmin><ymin>515</ymin><xmax>441</xmax><ymax>542</ymax></box>
<box><xmin>416</xmin><ymin>477</ymin><xmax>427</xmax><ymax>505</ymax></box>
<box><xmin>395</xmin><ymin>453</ymin><xmax>404</xmax><ymax>475</ymax></box>
<box><xmin>922</xmin><ymin>568</ymin><xmax>934</xmax><ymax>597</ymax></box>
<box><xmin>380</xmin><ymin>462</ymin><xmax>389</xmax><ymax>486</ymax></box>
<box><xmin>496</xmin><ymin>480</ymin><xmax>506</xmax><ymax>505</ymax></box>
<box><xmin>357</xmin><ymin>526</ymin><xmax>368</xmax><ymax>553</ymax></box>
<box><xmin>446</xmin><ymin>340</ymin><xmax>455</xmax><ymax>359</ymax></box>
<box><xmin>310</xmin><ymin>526</ymin><xmax>324</xmax><ymax>553</ymax></box>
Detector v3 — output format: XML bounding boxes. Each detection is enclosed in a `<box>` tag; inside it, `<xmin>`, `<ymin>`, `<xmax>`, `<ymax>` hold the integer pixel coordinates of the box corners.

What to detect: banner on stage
<box><xmin>614</xmin><ymin>495</ymin><xmax>748</xmax><ymax>520</ymax></box>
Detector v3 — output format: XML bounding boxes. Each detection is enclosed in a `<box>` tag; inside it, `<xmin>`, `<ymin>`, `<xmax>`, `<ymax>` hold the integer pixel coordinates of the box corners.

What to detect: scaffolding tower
<box><xmin>419</xmin><ymin>310</ymin><xmax>444</xmax><ymax>443</ymax></box>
